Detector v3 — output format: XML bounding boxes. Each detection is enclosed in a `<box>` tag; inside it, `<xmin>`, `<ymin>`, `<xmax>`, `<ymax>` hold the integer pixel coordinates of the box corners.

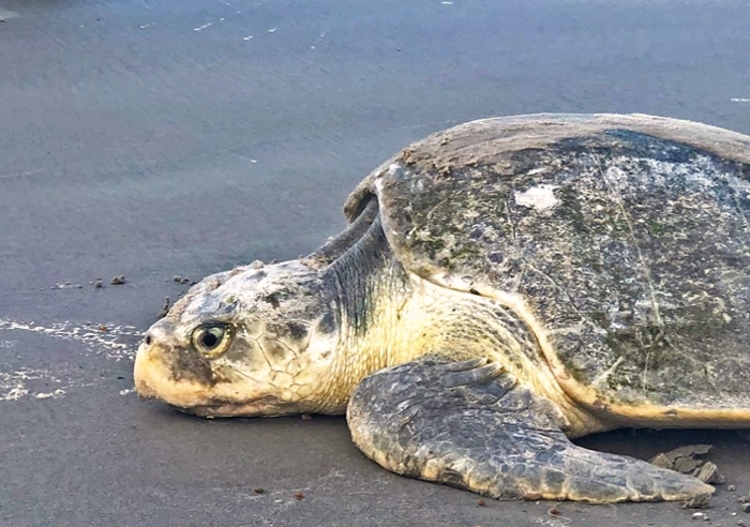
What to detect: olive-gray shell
<box><xmin>346</xmin><ymin>114</ymin><xmax>750</xmax><ymax>411</ymax></box>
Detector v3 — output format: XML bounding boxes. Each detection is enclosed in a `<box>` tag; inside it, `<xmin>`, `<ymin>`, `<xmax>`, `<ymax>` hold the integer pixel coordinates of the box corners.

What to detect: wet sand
<box><xmin>1</xmin><ymin>0</ymin><xmax>750</xmax><ymax>525</ymax></box>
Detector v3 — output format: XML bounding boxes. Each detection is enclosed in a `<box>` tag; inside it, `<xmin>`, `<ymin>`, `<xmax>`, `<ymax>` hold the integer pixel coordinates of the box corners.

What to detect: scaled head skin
<box><xmin>133</xmin><ymin>260</ymin><xmax>342</xmax><ymax>417</ymax></box>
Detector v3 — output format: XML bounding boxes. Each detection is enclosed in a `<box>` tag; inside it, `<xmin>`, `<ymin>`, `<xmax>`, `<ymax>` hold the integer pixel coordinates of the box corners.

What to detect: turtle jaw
<box><xmin>133</xmin><ymin>338</ymin><xmax>331</xmax><ymax>417</ymax></box>
<box><xmin>179</xmin><ymin>396</ymin><xmax>295</xmax><ymax>418</ymax></box>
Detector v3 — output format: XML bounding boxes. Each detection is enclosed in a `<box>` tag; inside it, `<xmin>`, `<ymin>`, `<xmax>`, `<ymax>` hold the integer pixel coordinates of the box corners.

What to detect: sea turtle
<box><xmin>134</xmin><ymin>113</ymin><xmax>750</xmax><ymax>503</ymax></box>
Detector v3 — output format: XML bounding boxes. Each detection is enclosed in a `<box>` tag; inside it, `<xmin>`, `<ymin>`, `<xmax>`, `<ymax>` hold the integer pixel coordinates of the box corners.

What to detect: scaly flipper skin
<box><xmin>347</xmin><ymin>358</ymin><xmax>714</xmax><ymax>502</ymax></box>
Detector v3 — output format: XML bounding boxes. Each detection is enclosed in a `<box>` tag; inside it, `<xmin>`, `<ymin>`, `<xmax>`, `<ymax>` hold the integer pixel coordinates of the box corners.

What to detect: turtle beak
<box><xmin>133</xmin><ymin>322</ymin><xmax>223</xmax><ymax>411</ymax></box>
<box><xmin>133</xmin><ymin>319</ymin><xmax>177</xmax><ymax>401</ymax></box>
<box><xmin>133</xmin><ymin>340</ymin><xmax>159</xmax><ymax>400</ymax></box>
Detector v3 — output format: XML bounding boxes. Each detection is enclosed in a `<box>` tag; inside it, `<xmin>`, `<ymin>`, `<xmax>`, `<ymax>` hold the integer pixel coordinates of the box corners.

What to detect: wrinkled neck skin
<box><xmin>315</xmin><ymin>218</ymin><xmax>412</xmax><ymax>412</ymax></box>
<box><xmin>321</xmin><ymin>216</ymin><xmax>507</xmax><ymax>400</ymax></box>
<box><xmin>317</xmin><ymin>218</ymin><xmax>600</xmax><ymax>434</ymax></box>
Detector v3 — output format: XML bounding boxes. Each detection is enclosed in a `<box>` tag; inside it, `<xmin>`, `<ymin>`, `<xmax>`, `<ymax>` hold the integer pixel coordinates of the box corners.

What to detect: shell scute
<box><xmin>354</xmin><ymin>114</ymin><xmax>750</xmax><ymax>413</ymax></box>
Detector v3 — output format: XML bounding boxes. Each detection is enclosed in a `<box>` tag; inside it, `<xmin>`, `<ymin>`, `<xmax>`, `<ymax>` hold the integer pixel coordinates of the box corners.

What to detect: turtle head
<box><xmin>133</xmin><ymin>260</ymin><xmax>343</xmax><ymax>417</ymax></box>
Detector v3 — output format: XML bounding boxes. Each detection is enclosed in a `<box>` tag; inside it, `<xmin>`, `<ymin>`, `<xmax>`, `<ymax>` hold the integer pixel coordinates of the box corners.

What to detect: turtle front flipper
<box><xmin>346</xmin><ymin>358</ymin><xmax>714</xmax><ymax>503</ymax></box>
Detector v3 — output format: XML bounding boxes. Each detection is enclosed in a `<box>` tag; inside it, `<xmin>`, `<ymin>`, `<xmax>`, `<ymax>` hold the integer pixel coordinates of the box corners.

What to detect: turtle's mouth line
<box><xmin>137</xmin><ymin>376</ymin><xmax>288</xmax><ymax>417</ymax></box>
<box><xmin>134</xmin><ymin>346</ymin><xmax>289</xmax><ymax>417</ymax></box>
<box><xmin>182</xmin><ymin>396</ymin><xmax>288</xmax><ymax>418</ymax></box>
<box><xmin>137</xmin><ymin>383</ymin><xmax>287</xmax><ymax>417</ymax></box>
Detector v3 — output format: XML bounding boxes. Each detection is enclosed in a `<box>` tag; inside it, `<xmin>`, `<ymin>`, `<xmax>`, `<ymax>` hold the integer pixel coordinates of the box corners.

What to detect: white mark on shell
<box><xmin>513</xmin><ymin>184</ymin><xmax>560</xmax><ymax>211</ymax></box>
<box><xmin>387</xmin><ymin>163</ymin><xmax>401</xmax><ymax>175</ymax></box>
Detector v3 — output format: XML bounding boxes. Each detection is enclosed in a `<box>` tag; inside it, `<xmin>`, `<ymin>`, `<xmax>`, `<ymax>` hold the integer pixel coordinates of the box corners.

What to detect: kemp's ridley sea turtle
<box><xmin>134</xmin><ymin>114</ymin><xmax>750</xmax><ymax>503</ymax></box>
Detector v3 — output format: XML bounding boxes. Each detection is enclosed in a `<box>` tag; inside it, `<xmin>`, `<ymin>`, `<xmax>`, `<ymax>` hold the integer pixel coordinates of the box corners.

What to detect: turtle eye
<box><xmin>191</xmin><ymin>323</ymin><xmax>232</xmax><ymax>358</ymax></box>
